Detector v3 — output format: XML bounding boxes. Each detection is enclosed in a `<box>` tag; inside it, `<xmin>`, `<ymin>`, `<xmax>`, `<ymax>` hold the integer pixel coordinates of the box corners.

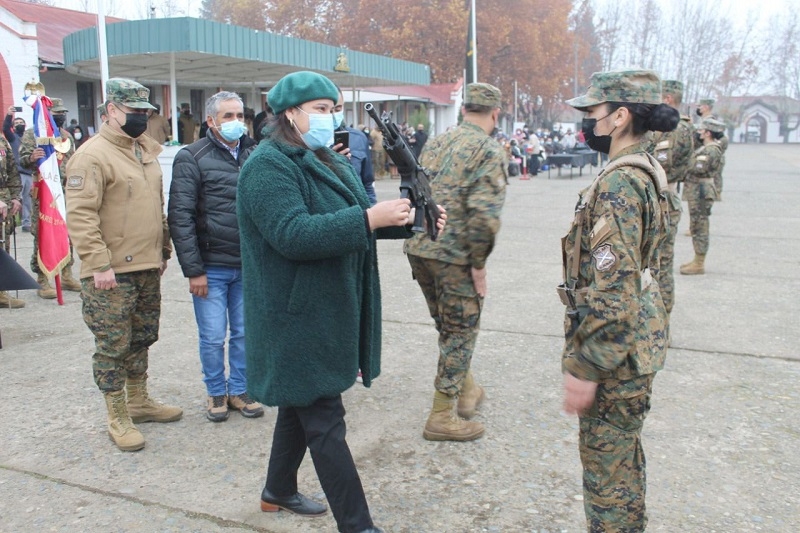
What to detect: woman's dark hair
<box><xmin>268</xmin><ymin>111</ymin><xmax>344</xmax><ymax>174</ymax></box>
<box><xmin>606</xmin><ymin>102</ymin><xmax>680</xmax><ymax>136</ymax></box>
<box><xmin>710</xmin><ymin>130</ymin><xmax>724</xmax><ymax>140</ymax></box>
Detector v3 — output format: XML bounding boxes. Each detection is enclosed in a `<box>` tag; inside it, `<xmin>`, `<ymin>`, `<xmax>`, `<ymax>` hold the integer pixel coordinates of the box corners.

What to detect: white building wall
<box><xmin>1</xmin><ymin>8</ymin><xmax>40</xmax><ymax>124</ymax></box>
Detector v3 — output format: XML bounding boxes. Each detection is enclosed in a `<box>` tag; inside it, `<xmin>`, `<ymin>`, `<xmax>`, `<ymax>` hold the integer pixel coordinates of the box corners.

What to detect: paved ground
<box><xmin>1</xmin><ymin>143</ymin><xmax>798</xmax><ymax>532</ymax></box>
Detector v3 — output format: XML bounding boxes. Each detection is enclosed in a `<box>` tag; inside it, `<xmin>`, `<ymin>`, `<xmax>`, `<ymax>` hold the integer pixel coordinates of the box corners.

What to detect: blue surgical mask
<box><xmin>296</xmin><ymin>107</ymin><xmax>334</xmax><ymax>150</ymax></box>
<box><xmin>214</xmin><ymin>119</ymin><xmax>247</xmax><ymax>142</ymax></box>
<box><xmin>333</xmin><ymin>111</ymin><xmax>345</xmax><ymax>129</ymax></box>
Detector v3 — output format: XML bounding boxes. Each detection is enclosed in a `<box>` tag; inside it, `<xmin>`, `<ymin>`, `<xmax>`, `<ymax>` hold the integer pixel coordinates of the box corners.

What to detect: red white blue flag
<box><xmin>23</xmin><ymin>94</ymin><xmax>70</xmax><ymax>284</ymax></box>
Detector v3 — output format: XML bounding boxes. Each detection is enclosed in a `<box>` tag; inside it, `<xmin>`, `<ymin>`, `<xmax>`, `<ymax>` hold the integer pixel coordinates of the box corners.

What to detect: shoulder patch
<box><xmin>592</xmin><ymin>243</ymin><xmax>617</xmax><ymax>272</ymax></box>
<box><xmin>67</xmin><ymin>172</ymin><xmax>85</xmax><ymax>190</ymax></box>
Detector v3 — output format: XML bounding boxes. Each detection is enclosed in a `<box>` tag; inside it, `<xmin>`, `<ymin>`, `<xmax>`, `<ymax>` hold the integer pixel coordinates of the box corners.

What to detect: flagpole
<box><xmin>97</xmin><ymin>0</ymin><xmax>110</xmax><ymax>97</ymax></box>
<box><xmin>470</xmin><ymin>0</ymin><xmax>477</xmax><ymax>83</ymax></box>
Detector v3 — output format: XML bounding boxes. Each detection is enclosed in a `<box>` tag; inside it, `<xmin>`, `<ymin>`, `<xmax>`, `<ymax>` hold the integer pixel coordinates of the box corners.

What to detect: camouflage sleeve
<box><xmin>672</xmin><ymin>121</ymin><xmax>695</xmax><ymax>179</ymax></box>
<box><xmin>5</xmin><ymin>143</ymin><xmax>21</xmax><ymax>200</ymax></box>
<box><xmin>464</xmin><ymin>144</ymin><xmax>507</xmax><ymax>269</ymax></box>
<box><xmin>19</xmin><ymin>129</ymin><xmax>37</xmax><ymax>171</ymax></box>
<box><xmin>563</xmin><ymin>169</ymin><xmax>652</xmax><ymax>381</ymax></box>
<box><xmin>64</xmin><ymin>152</ymin><xmax>112</xmax><ymax>272</ymax></box>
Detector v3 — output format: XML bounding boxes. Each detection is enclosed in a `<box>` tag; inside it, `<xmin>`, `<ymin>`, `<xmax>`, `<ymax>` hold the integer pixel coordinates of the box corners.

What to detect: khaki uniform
<box><xmin>19</xmin><ymin>127</ymin><xmax>75</xmax><ymax>273</ymax></box>
<box><xmin>0</xmin><ymin>135</ymin><xmax>22</xmax><ymax>251</ymax></box>
<box><xmin>559</xmin><ymin>144</ymin><xmax>668</xmax><ymax>531</ymax></box>
<box><xmin>404</xmin><ymin>121</ymin><xmax>506</xmax><ymax>395</ymax></box>
<box><xmin>65</xmin><ymin>123</ymin><xmax>171</xmax><ymax>391</ymax></box>
<box><xmin>649</xmin><ymin>115</ymin><xmax>694</xmax><ymax>315</ymax></box>
<box><xmin>145</xmin><ymin>113</ymin><xmax>171</xmax><ymax>144</ymax></box>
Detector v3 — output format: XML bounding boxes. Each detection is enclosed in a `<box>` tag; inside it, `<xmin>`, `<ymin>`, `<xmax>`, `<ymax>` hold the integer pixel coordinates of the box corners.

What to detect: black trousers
<box><xmin>265</xmin><ymin>395</ymin><xmax>373</xmax><ymax>533</ymax></box>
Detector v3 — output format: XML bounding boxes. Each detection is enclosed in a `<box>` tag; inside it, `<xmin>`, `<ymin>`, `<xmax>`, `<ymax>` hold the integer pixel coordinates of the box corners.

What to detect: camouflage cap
<box><xmin>662</xmin><ymin>80</ymin><xmax>683</xmax><ymax>95</ymax></box>
<box><xmin>106</xmin><ymin>78</ymin><xmax>156</xmax><ymax>110</ymax></box>
<box><xmin>50</xmin><ymin>98</ymin><xmax>68</xmax><ymax>113</ymax></box>
<box><xmin>699</xmin><ymin>98</ymin><xmax>715</xmax><ymax>107</ymax></box>
<box><xmin>699</xmin><ymin>117</ymin><xmax>725</xmax><ymax>133</ymax></box>
<box><xmin>465</xmin><ymin>83</ymin><xmax>501</xmax><ymax>108</ymax></box>
<box><xmin>97</xmin><ymin>101</ymin><xmax>108</xmax><ymax>115</ymax></box>
<box><xmin>566</xmin><ymin>69</ymin><xmax>662</xmax><ymax>111</ymax></box>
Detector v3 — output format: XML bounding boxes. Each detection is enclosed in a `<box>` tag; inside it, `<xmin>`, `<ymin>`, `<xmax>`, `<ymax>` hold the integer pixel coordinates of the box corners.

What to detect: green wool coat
<box><xmin>237</xmin><ymin>134</ymin><xmax>408</xmax><ymax>407</ymax></box>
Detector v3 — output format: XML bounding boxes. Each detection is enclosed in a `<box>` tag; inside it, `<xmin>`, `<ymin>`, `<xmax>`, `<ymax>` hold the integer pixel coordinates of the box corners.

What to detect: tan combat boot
<box><xmin>423</xmin><ymin>391</ymin><xmax>484</xmax><ymax>442</ymax></box>
<box><xmin>457</xmin><ymin>372</ymin><xmax>485</xmax><ymax>419</ymax></box>
<box><xmin>60</xmin><ymin>267</ymin><xmax>82</xmax><ymax>292</ymax></box>
<box><xmin>104</xmin><ymin>390</ymin><xmax>145</xmax><ymax>451</ymax></box>
<box><xmin>126</xmin><ymin>374</ymin><xmax>183</xmax><ymax>423</ymax></box>
<box><xmin>36</xmin><ymin>273</ymin><xmax>57</xmax><ymax>299</ymax></box>
<box><xmin>679</xmin><ymin>254</ymin><xmax>706</xmax><ymax>275</ymax></box>
<box><xmin>0</xmin><ymin>291</ymin><xmax>25</xmax><ymax>308</ymax></box>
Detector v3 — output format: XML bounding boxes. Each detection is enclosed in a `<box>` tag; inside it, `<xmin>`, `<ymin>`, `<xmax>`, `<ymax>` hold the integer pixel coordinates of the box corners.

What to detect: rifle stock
<box><xmin>365</xmin><ymin>103</ymin><xmax>440</xmax><ymax>241</ymax></box>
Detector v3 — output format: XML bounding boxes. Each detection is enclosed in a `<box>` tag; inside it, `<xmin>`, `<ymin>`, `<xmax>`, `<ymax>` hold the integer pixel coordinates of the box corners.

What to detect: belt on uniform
<box><xmin>558</xmin><ymin>268</ymin><xmax>653</xmax><ymax>308</ymax></box>
<box><xmin>685</xmin><ymin>177</ymin><xmax>713</xmax><ymax>184</ymax></box>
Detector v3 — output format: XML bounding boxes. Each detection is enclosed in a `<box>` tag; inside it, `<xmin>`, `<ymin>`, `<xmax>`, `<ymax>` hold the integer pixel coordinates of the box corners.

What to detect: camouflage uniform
<box><xmin>649</xmin><ymin>80</ymin><xmax>694</xmax><ymax>315</ymax></box>
<box><xmin>65</xmin><ymin>79</ymin><xmax>168</xmax><ymax>392</ymax></box>
<box><xmin>695</xmin><ymin>99</ymin><xmax>727</xmax><ymax>197</ymax></box>
<box><xmin>563</xmin><ymin>70</ymin><xmax>669</xmax><ymax>532</ymax></box>
<box><xmin>404</xmin><ymin>83</ymin><xmax>507</xmax><ymax>398</ymax></box>
<box><xmin>1</xmin><ymin>134</ymin><xmax>22</xmax><ymax>252</ymax></box>
<box><xmin>682</xmin><ymin>119</ymin><xmax>724</xmax><ymax>257</ymax></box>
<box><xmin>19</xmin><ymin>98</ymin><xmax>76</xmax><ymax>275</ymax></box>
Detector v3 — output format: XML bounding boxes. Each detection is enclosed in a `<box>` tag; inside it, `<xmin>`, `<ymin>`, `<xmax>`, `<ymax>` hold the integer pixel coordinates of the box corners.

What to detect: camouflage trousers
<box><xmin>1</xmin><ymin>214</ymin><xmax>15</xmax><ymax>254</ymax></box>
<box><xmin>657</xmin><ymin>205</ymin><xmax>681</xmax><ymax>315</ymax></box>
<box><xmin>579</xmin><ymin>373</ymin><xmax>655</xmax><ymax>533</ymax></box>
<box><xmin>30</xmin><ymin>193</ymin><xmax>74</xmax><ymax>275</ymax></box>
<box><xmin>688</xmin><ymin>196</ymin><xmax>714</xmax><ymax>255</ymax></box>
<box><xmin>407</xmin><ymin>255</ymin><xmax>483</xmax><ymax>397</ymax></box>
<box><xmin>81</xmin><ymin>269</ymin><xmax>161</xmax><ymax>392</ymax></box>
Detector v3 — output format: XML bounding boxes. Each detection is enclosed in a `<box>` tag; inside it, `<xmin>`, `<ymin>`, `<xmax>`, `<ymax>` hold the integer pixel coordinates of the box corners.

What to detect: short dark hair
<box><xmin>464</xmin><ymin>103</ymin><xmax>494</xmax><ymax>115</ymax></box>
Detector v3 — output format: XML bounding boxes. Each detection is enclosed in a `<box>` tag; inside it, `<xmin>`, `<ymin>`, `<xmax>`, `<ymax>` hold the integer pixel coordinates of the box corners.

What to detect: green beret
<box><xmin>566</xmin><ymin>69</ymin><xmax>662</xmax><ymax>111</ymax></box>
<box><xmin>699</xmin><ymin>98</ymin><xmax>715</xmax><ymax>107</ymax></box>
<box><xmin>699</xmin><ymin>117</ymin><xmax>725</xmax><ymax>133</ymax></box>
<box><xmin>465</xmin><ymin>82</ymin><xmax>501</xmax><ymax>107</ymax></box>
<box><xmin>662</xmin><ymin>80</ymin><xmax>683</xmax><ymax>95</ymax></box>
<box><xmin>268</xmin><ymin>71</ymin><xmax>338</xmax><ymax>114</ymax></box>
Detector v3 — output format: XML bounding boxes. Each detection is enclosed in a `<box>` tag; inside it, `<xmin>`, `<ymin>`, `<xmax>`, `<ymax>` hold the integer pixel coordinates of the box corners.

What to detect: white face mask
<box><xmin>74</xmin><ymin>131</ymin><xmax>83</xmax><ymax>140</ymax></box>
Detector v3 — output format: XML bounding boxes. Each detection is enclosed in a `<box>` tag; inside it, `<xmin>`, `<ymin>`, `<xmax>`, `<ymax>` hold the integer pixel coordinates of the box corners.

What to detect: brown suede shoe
<box><xmin>228</xmin><ymin>393</ymin><xmax>264</xmax><ymax>418</ymax></box>
<box><xmin>207</xmin><ymin>395</ymin><xmax>229</xmax><ymax>422</ymax></box>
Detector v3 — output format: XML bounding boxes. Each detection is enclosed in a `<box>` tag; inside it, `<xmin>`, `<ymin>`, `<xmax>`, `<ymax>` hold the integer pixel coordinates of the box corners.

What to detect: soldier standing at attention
<box><xmin>0</xmin><ymin>133</ymin><xmax>24</xmax><ymax>308</ymax></box>
<box><xmin>696</xmin><ymin>98</ymin><xmax>727</xmax><ymax>199</ymax></box>
<box><xmin>680</xmin><ymin>117</ymin><xmax>725</xmax><ymax>276</ymax></box>
<box><xmin>66</xmin><ymin>79</ymin><xmax>182</xmax><ymax>452</ymax></box>
<box><xmin>649</xmin><ymin>80</ymin><xmax>694</xmax><ymax>331</ymax></box>
<box><xmin>19</xmin><ymin>98</ymin><xmax>81</xmax><ymax>298</ymax></box>
<box><xmin>404</xmin><ymin>82</ymin><xmax>507</xmax><ymax>442</ymax></box>
<box><xmin>560</xmin><ymin>70</ymin><xmax>677</xmax><ymax>531</ymax></box>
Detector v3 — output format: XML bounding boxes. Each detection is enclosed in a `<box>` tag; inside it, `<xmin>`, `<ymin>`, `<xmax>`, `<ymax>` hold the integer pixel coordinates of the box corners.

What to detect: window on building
<box><xmin>190</xmin><ymin>90</ymin><xmax>204</xmax><ymax>119</ymax></box>
<box><xmin>76</xmin><ymin>81</ymin><xmax>95</xmax><ymax>131</ymax></box>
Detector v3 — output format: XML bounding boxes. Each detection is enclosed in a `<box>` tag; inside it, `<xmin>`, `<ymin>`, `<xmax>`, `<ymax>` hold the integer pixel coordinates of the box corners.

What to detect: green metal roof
<box><xmin>63</xmin><ymin>17</ymin><xmax>430</xmax><ymax>87</ymax></box>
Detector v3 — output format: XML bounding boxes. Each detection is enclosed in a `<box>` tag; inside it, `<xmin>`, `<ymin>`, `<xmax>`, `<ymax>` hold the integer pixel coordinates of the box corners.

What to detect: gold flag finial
<box><xmin>24</xmin><ymin>80</ymin><xmax>46</xmax><ymax>97</ymax></box>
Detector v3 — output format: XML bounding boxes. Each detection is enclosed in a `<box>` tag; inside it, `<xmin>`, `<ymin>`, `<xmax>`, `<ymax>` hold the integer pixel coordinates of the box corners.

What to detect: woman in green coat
<box><xmin>237</xmin><ymin>71</ymin><xmax>443</xmax><ymax>533</ymax></box>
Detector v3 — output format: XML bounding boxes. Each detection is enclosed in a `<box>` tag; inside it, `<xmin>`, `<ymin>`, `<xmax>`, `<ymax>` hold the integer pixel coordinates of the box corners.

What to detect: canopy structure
<box><xmin>63</xmin><ymin>17</ymin><xmax>430</xmax><ymax>88</ymax></box>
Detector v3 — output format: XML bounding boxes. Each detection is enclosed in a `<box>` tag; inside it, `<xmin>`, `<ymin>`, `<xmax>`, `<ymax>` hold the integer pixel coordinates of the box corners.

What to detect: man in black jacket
<box><xmin>168</xmin><ymin>91</ymin><xmax>263</xmax><ymax>423</ymax></box>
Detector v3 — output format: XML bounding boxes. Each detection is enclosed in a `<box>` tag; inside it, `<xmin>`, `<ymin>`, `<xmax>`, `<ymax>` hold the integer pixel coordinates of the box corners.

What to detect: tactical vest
<box><xmin>557</xmin><ymin>152</ymin><xmax>669</xmax><ymax>314</ymax></box>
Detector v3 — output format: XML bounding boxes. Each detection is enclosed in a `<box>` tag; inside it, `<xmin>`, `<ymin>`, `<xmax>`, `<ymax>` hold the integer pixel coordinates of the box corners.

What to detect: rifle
<box><xmin>364</xmin><ymin>103</ymin><xmax>440</xmax><ymax>241</ymax></box>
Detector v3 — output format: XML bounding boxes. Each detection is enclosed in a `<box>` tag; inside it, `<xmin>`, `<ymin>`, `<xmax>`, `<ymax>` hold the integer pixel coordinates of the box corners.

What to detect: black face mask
<box><xmin>694</xmin><ymin>132</ymin><xmax>703</xmax><ymax>145</ymax></box>
<box><xmin>14</xmin><ymin>125</ymin><xmax>25</xmax><ymax>136</ymax></box>
<box><xmin>53</xmin><ymin>115</ymin><xmax>67</xmax><ymax>128</ymax></box>
<box><xmin>581</xmin><ymin>112</ymin><xmax>616</xmax><ymax>154</ymax></box>
<box><xmin>695</xmin><ymin>108</ymin><xmax>703</xmax><ymax>117</ymax></box>
<box><xmin>120</xmin><ymin>113</ymin><xmax>148</xmax><ymax>138</ymax></box>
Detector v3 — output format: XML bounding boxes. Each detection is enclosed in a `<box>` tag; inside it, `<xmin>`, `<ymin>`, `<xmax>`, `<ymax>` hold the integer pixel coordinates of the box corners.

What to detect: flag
<box><xmin>465</xmin><ymin>0</ymin><xmax>477</xmax><ymax>85</ymax></box>
<box><xmin>23</xmin><ymin>94</ymin><xmax>70</xmax><ymax>282</ymax></box>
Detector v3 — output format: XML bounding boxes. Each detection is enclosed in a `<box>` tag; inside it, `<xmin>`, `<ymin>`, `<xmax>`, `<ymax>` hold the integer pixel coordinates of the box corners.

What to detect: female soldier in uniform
<box><xmin>558</xmin><ymin>70</ymin><xmax>678</xmax><ymax>531</ymax></box>
<box><xmin>680</xmin><ymin>117</ymin><xmax>725</xmax><ymax>275</ymax></box>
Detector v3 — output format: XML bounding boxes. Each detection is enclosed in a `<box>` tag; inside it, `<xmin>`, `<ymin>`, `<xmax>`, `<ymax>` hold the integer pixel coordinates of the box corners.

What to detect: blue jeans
<box><xmin>192</xmin><ymin>265</ymin><xmax>245</xmax><ymax>397</ymax></box>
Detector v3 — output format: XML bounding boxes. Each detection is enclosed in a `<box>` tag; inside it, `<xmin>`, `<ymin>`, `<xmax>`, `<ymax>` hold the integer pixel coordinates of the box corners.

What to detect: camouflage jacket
<box><xmin>682</xmin><ymin>142</ymin><xmax>721</xmax><ymax>202</ymax></box>
<box><xmin>561</xmin><ymin>143</ymin><xmax>668</xmax><ymax>382</ymax></box>
<box><xmin>19</xmin><ymin>127</ymin><xmax>75</xmax><ymax>186</ymax></box>
<box><xmin>0</xmin><ymin>135</ymin><xmax>22</xmax><ymax>205</ymax></box>
<box><xmin>403</xmin><ymin>121</ymin><xmax>507</xmax><ymax>269</ymax></box>
<box><xmin>650</xmin><ymin>115</ymin><xmax>694</xmax><ymax>183</ymax></box>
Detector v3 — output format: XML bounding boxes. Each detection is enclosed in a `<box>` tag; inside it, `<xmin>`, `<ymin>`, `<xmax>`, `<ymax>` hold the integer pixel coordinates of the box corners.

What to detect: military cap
<box><xmin>106</xmin><ymin>78</ymin><xmax>156</xmax><ymax>110</ymax></box>
<box><xmin>566</xmin><ymin>69</ymin><xmax>662</xmax><ymax>111</ymax></box>
<box><xmin>465</xmin><ymin>83</ymin><xmax>502</xmax><ymax>107</ymax></box>
<box><xmin>662</xmin><ymin>80</ymin><xmax>683</xmax><ymax>95</ymax></box>
<box><xmin>97</xmin><ymin>101</ymin><xmax>108</xmax><ymax>114</ymax></box>
<box><xmin>699</xmin><ymin>98</ymin><xmax>715</xmax><ymax>107</ymax></box>
<box><xmin>267</xmin><ymin>71</ymin><xmax>338</xmax><ymax>115</ymax></box>
<box><xmin>50</xmin><ymin>98</ymin><xmax>68</xmax><ymax>113</ymax></box>
<box><xmin>699</xmin><ymin>117</ymin><xmax>725</xmax><ymax>133</ymax></box>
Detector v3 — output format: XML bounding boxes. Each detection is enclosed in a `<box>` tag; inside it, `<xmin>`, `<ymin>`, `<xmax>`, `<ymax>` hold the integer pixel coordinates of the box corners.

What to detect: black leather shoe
<box><xmin>260</xmin><ymin>488</ymin><xmax>327</xmax><ymax>516</ymax></box>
